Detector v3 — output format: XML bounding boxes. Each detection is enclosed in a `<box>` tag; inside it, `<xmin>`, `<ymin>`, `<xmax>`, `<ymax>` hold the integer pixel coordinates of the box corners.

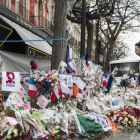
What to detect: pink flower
<box><xmin>20</xmin><ymin>87</ymin><xmax>24</xmax><ymax>92</ymax></box>
<box><xmin>22</xmin><ymin>103</ymin><xmax>29</xmax><ymax>109</ymax></box>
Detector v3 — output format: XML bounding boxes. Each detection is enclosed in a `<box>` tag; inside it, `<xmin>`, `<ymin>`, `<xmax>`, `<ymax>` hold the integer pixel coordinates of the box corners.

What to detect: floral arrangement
<box><xmin>32</xmin><ymin>72</ymin><xmax>58</xmax><ymax>95</ymax></box>
<box><xmin>0</xmin><ymin>107</ymin><xmax>48</xmax><ymax>140</ymax></box>
<box><xmin>107</xmin><ymin>108</ymin><xmax>137</xmax><ymax>128</ymax></box>
<box><xmin>120</xmin><ymin>78</ymin><xmax>131</xmax><ymax>89</ymax></box>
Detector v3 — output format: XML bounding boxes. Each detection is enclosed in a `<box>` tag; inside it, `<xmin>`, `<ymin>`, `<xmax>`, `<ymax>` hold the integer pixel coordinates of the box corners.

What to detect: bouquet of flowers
<box><xmin>107</xmin><ymin>109</ymin><xmax>137</xmax><ymax>128</ymax></box>
<box><xmin>32</xmin><ymin>72</ymin><xmax>58</xmax><ymax>95</ymax></box>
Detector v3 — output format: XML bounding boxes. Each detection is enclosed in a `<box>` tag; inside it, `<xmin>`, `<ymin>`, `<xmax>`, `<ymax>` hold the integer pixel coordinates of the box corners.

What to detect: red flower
<box><xmin>72</xmin><ymin>70</ymin><xmax>76</xmax><ymax>74</ymax></box>
<box><xmin>87</xmin><ymin>63</ymin><xmax>90</xmax><ymax>67</ymax></box>
<box><xmin>51</xmin><ymin>136</ymin><xmax>55</xmax><ymax>140</ymax></box>
<box><xmin>71</xmin><ymin>132</ymin><xmax>75</xmax><ymax>139</ymax></box>
<box><xmin>36</xmin><ymin>84</ymin><xmax>42</xmax><ymax>89</ymax></box>
<box><xmin>125</xmin><ymin>108</ymin><xmax>129</xmax><ymax>112</ymax></box>
<box><xmin>83</xmin><ymin>87</ymin><xmax>86</xmax><ymax>91</ymax></box>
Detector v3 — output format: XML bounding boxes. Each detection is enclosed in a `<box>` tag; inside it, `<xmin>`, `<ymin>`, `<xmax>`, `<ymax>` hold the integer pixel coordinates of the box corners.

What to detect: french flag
<box><xmin>28</xmin><ymin>77</ymin><xmax>37</xmax><ymax>97</ymax></box>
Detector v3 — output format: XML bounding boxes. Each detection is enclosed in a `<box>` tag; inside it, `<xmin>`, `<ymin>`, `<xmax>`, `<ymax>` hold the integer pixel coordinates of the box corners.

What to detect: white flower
<box><xmin>124</xmin><ymin>118</ymin><xmax>128</xmax><ymax>122</ymax></box>
<box><xmin>40</xmin><ymin>76</ymin><xmax>44</xmax><ymax>80</ymax></box>
<box><xmin>119</xmin><ymin>117</ymin><xmax>123</xmax><ymax>121</ymax></box>
<box><xmin>51</xmin><ymin>83</ymin><xmax>54</xmax><ymax>86</ymax></box>
<box><xmin>49</xmin><ymin>79</ymin><xmax>52</xmax><ymax>82</ymax></box>
<box><xmin>62</xmin><ymin>95</ymin><xmax>65</xmax><ymax>98</ymax></box>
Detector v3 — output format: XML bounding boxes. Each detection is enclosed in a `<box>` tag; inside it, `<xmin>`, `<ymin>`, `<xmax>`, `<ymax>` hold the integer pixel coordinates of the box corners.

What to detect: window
<box><xmin>22</xmin><ymin>0</ymin><xmax>26</xmax><ymax>18</ymax></box>
<box><xmin>19</xmin><ymin>0</ymin><xmax>22</xmax><ymax>15</ymax></box>
<box><xmin>11</xmin><ymin>0</ymin><xmax>15</xmax><ymax>12</ymax></box>
<box><xmin>2</xmin><ymin>0</ymin><xmax>6</xmax><ymax>6</ymax></box>
<box><xmin>111</xmin><ymin>62</ymin><xmax>139</xmax><ymax>77</ymax></box>
<box><xmin>39</xmin><ymin>1</ymin><xmax>43</xmax><ymax>26</ymax></box>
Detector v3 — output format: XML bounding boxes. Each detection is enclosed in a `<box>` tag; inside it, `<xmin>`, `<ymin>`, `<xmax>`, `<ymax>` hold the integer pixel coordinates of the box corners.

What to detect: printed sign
<box><xmin>2</xmin><ymin>72</ymin><xmax>20</xmax><ymax>92</ymax></box>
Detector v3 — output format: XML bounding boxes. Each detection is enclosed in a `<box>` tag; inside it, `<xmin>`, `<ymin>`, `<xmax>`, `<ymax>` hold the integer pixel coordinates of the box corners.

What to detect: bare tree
<box><xmin>113</xmin><ymin>42</ymin><xmax>129</xmax><ymax>60</ymax></box>
<box><xmin>99</xmin><ymin>0</ymin><xmax>140</xmax><ymax>72</ymax></box>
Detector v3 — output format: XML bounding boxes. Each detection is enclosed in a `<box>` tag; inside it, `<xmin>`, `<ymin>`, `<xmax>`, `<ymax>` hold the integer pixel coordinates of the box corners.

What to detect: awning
<box><xmin>0</xmin><ymin>50</ymin><xmax>51</xmax><ymax>74</ymax></box>
<box><xmin>0</xmin><ymin>15</ymin><xmax>52</xmax><ymax>57</ymax></box>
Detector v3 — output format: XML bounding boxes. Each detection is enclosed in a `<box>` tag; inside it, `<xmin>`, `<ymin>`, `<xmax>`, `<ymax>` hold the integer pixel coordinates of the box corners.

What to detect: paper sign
<box><xmin>2</xmin><ymin>72</ymin><xmax>20</xmax><ymax>92</ymax></box>
<box><xmin>59</xmin><ymin>75</ymin><xmax>67</xmax><ymax>84</ymax></box>
<box><xmin>60</xmin><ymin>80</ymin><xmax>70</xmax><ymax>94</ymax></box>
<box><xmin>5</xmin><ymin>85</ymin><xmax>30</xmax><ymax>109</ymax></box>
<box><xmin>67</xmin><ymin>75</ymin><xmax>73</xmax><ymax>87</ymax></box>
<box><xmin>37</xmin><ymin>95</ymin><xmax>49</xmax><ymax>108</ymax></box>
<box><xmin>73</xmin><ymin>77</ymin><xmax>86</xmax><ymax>90</ymax></box>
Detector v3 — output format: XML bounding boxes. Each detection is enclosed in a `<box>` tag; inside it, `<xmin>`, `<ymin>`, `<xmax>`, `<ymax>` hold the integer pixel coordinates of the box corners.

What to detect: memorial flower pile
<box><xmin>107</xmin><ymin>109</ymin><xmax>137</xmax><ymax>128</ymax></box>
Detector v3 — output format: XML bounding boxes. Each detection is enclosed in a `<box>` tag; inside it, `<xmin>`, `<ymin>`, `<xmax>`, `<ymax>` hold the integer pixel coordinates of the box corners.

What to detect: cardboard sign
<box><xmin>2</xmin><ymin>72</ymin><xmax>20</xmax><ymax>92</ymax></box>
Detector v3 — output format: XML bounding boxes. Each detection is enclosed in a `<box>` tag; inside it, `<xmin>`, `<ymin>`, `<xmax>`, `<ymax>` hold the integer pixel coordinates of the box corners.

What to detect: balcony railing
<box><xmin>30</xmin><ymin>16</ymin><xmax>54</xmax><ymax>33</ymax></box>
<box><xmin>0</xmin><ymin>1</ymin><xmax>54</xmax><ymax>33</ymax></box>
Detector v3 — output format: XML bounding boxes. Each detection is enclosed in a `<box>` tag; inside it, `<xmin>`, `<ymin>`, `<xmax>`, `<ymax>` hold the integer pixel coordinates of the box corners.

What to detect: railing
<box><xmin>0</xmin><ymin>1</ymin><xmax>54</xmax><ymax>33</ymax></box>
<box><xmin>30</xmin><ymin>16</ymin><xmax>54</xmax><ymax>33</ymax></box>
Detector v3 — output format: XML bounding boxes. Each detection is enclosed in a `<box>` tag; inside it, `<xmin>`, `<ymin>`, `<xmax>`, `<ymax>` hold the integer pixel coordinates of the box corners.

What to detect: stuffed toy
<box><xmin>30</xmin><ymin>60</ymin><xmax>38</xmax><ymax>69</ymax></box>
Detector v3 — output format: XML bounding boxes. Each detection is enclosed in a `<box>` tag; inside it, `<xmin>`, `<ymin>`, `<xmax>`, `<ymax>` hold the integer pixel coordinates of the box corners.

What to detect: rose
<box><xmin>62</xmin><ymin>95</ymin><xmax>65</xmax><ymax>98</ymax></box>
<box><xmin>124</xmin><ymin>118</ymin><xmax>128</xmax><ymax>122</ymax></box>
<box><xmin>51</xmin><ymin>83</ymin><xmax>54</xmax><ymax>88</ymax></box>
<box><xmin>119</xmin><ymin>117</ymin><xmax>123</xmax><ymax>121</ymax></box>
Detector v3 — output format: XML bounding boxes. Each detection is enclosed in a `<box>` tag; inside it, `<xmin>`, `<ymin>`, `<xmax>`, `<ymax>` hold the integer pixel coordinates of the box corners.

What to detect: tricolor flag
<box><xmin>28</xmin><ymin>78</ymin><xmax>37</xmax><ymax>97</ymax></box>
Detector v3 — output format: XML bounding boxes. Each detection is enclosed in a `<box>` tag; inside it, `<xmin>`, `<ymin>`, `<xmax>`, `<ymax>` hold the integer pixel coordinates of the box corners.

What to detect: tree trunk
<box><xmin>87</xmin><ymin>22</ymin><xmax>93</xmax><ymax>60</ymax></box>
<box><xmin>104</xmin><ymin>40</ymin><xmax>116</xmax><ymax>73</ymax></box>
<box><xmin>51</xmin><ymin>0</ymin><xmax>67</xmax><ymax>70</ymax></box>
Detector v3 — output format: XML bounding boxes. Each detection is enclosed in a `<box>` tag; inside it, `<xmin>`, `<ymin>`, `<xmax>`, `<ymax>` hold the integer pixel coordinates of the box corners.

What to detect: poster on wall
<box><xmin>2</xmin><ymin>72</ymin><xmax>20</xmax><ymax>92</ymax></box>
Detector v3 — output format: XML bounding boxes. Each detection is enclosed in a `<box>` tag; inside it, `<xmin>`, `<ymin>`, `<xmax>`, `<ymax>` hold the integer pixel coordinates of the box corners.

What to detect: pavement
<box><xmin>103</xmin><ymin>129</ymin><xmax>140</xmax><ymax>140</ymax></box>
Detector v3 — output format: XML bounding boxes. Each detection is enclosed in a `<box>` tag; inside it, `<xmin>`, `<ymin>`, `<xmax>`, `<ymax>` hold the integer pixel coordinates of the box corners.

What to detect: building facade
<box><xmin>0</xmin><ymin>0</ymin><xmax>81</xmax><ymax>58</ymax></box>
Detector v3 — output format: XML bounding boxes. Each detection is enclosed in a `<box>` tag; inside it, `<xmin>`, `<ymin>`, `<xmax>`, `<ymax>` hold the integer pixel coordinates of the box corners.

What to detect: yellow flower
<box><xmin>131</xmin><ymin>116</ymin><xmax>134</xmax><ymax>119</ymax></box>
<box><xmin>128</xmin><ymin>121</ymin><xmax>131</xmax><ymax>124</ymax></box>
<box><xmin>51</xmin><ymin>74</ymin><xmax>56</xmax><ymax>79</ymax></box>
<box><xmin>133</xmin><ymin>118</ymin><xmax>137</xmax><ymax>123</ymax></box>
